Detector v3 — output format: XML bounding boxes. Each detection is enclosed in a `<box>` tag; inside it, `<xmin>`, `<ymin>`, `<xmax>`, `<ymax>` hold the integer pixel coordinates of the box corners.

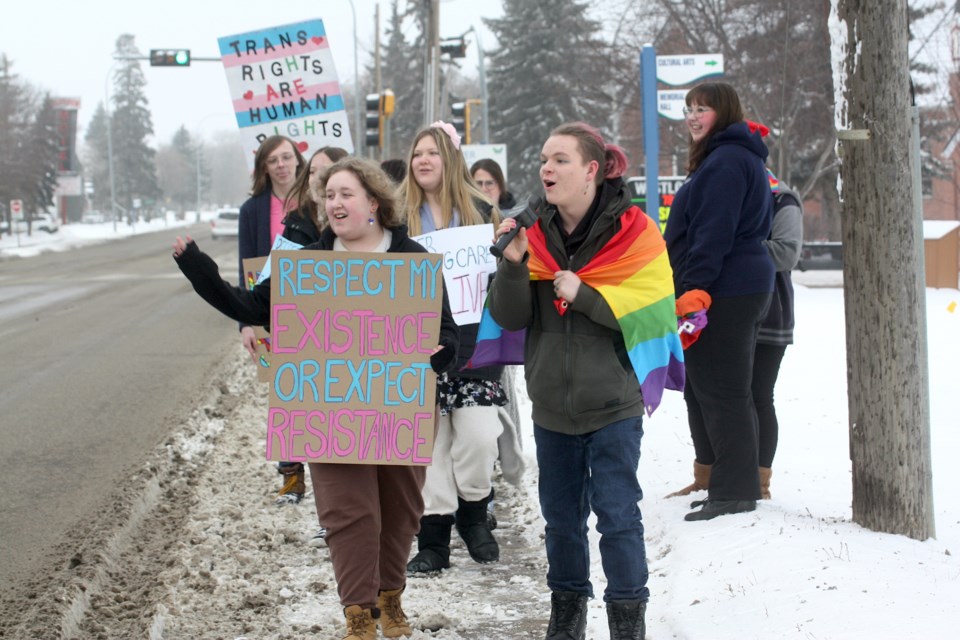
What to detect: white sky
<box><xmin>4</xmin><ymin>0</ymin><xmax>502</xmax><ymax>146</ymax></box>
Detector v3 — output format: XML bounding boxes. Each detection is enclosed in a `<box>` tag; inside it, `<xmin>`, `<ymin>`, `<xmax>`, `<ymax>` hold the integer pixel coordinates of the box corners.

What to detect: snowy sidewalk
<box><xmin>150</xmin><ymin>347</ymin><xmax>553</xmax><ymax>640</ymax></box>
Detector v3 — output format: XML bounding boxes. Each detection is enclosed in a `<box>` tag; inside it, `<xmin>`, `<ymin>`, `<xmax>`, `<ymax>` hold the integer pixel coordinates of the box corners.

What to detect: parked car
<box><xmin>82</xmin><ymin>211</ymin><xmax>106</xmax><ymax>224</ymax></box>
<box><xmin>210</xmin><ymin>208</ymin><xmax>240</xmax><ymax>239</ymax></box>
<box><xmin>2</xmin><ymin>213</ymin><xmax>60</xmax><ymax>234</ymax></box>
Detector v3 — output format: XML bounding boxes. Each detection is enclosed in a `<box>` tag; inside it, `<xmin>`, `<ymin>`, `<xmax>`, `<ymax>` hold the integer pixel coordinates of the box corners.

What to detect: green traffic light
<box><xmin>175</xmin><ymin>50</ymin><xmax>190</xmax><ymax>66</ymax></box>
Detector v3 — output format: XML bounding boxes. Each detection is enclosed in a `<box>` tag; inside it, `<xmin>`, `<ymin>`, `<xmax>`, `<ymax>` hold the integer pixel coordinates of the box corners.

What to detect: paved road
<box><xmin>0</xmin><ymin>224</ymin><xmax>240</xmax><ymax>598</ymax></box>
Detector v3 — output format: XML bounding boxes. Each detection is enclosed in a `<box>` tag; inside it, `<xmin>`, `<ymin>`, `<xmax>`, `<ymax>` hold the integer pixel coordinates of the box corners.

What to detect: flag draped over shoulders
<box><xmin>527</xmin><ymin>206</ymin><xmax>684</xmax><ymax>416</ymax></box>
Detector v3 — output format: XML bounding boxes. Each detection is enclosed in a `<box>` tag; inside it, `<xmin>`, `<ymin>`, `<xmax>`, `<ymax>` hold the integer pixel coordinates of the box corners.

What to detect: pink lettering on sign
<box><xmin>270</xmin><ymin>307</ymin><xmax>437</xmax><ymax>356</ymax></box>
<box><xmin>266</xmin><ymin>407</ymin><xmax>434</xmax><ymax>463</ymax></box>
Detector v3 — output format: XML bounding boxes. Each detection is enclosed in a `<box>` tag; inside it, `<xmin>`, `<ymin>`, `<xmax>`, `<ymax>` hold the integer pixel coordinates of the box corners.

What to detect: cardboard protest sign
<box><xmin>242</xmin><ymin>237</ymin><xmax>306</xmax><ymax>382</ymax></box>
<box><xmin>218</xmin><ymin>19</ymin><xmax>355</xmax><ymax>171</ymax></box>
<box><xmin>413</xmin><ymin>225</ymin><xmax>496</xmax><ymax>326</ymax></box>
<box><xmin>241</xmin><ymin>257</ymin><xmax>273</xmax><ymax>382</ymax></box>
<box><xmin>266</xmin><ymin>250</ymin><xmax>443</xmax><ymax>465</ymax></box>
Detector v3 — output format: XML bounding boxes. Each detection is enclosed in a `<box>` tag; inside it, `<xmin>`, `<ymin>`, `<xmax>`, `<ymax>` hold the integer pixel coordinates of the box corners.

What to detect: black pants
<box><xmin>685</xmin><ymin>293</ymin><xmax>770</xmax><ymax>501</ymax></box>
<box><xmin>753</xmin><ymin>343</ymin><xmax>787</xmax><ymax>469</ymax></box>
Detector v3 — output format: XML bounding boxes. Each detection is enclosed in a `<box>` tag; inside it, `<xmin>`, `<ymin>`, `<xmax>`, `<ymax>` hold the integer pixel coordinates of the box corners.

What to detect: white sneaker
<box><xmin>307</xmin><ymin>527</ymin><xmax>327</xmax><ymax>547</ymax></box>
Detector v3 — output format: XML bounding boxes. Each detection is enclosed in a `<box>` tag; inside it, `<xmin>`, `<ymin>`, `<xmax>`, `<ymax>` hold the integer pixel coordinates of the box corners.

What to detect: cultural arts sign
<box><xmin>218</xmin><ymin>19</ymin><xmax>355</xmax><ymax>171</ymax></box>
<box><xmin>265</xmin><ymin>251</ymin><xmax>443</xmax><ymax>466</ymax></box>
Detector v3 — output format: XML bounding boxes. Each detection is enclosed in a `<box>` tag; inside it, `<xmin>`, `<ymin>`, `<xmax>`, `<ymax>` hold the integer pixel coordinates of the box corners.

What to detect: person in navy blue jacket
<box><xmin>237</xmin><ymin>135</ymin><xmax>306</xmax><ymax>504</ymax></box>
<box><xmin>663</xmin><ymin>82</ymin><xmax>775</xmax><ymax>521</ymax></box>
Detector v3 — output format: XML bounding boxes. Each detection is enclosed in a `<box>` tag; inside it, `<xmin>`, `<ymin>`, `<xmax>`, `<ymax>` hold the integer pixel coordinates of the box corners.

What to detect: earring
<box><xmin>368</xmin><ymin>217</ymin><xmax>375</xmax><ymax>225</ymax></box>
<box><xmin>583</xmin><ymin>182</ymin><xmax>589</xmax><ymax>195</ymax></box>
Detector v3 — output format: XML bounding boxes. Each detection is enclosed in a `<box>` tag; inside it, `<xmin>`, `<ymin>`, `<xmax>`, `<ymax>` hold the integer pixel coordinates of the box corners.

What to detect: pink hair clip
<box><xmin>431</xmin><ymin>120</ymin><xmax>462</xmax><ymax>150</ymax></box>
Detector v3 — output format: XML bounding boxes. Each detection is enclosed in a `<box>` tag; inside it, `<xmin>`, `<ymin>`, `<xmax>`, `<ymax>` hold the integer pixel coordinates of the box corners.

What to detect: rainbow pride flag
<box><xmin>471</xmin><ymin>206</ymin><xmax>684</xmax><ymax>415</ymax></box>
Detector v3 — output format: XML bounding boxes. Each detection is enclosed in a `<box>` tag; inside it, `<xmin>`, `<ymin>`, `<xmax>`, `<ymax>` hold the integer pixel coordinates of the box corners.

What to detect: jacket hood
<box><xmin>708</xmin><ymin>121</ymin><xmax>769</xmax><ymax>162</ymax></box>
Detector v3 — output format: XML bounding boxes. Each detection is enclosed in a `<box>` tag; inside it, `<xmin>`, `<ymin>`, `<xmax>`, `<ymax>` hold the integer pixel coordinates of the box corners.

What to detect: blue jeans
<box><xmin>534</xmin><ymin>417</ymin><xmax>649</xmax><ymax>602</ymax></box>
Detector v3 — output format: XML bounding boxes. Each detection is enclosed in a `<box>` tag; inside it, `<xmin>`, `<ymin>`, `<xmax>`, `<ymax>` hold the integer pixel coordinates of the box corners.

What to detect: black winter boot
<box><xmin>455</xmin><ymin>495</ymin><xmax>499</xmax><ymax>563</ymax></box>
<box><xmin>684</xmin><ymin>498</ymin><xmax>756</xmax><ymax>521</ymax></box>
<box><xmin>406</xmin><ymin>514</ymin><xmax>454</xmax><ymax>574</ymax></box>
<box><xmin>606</xmin><ymin>599</ymin><xmax>646</xmax><ymax>640</ymax></box>
<box><xmin>545</xmin><ymin>591</ymin><xmax>588</xmax><ymax>640</ymax></box>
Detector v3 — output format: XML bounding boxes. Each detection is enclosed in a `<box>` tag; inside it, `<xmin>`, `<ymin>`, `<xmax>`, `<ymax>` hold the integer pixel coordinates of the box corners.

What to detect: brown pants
<box><xmin>309</xmin><ymin>462</ymin><xmax>426</xmax><ymax>608</ymax></box>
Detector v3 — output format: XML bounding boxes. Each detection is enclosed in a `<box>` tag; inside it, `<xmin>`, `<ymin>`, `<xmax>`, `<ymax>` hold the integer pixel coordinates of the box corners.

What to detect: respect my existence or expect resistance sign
<box><xmin>266</xmin><ymin>250</ymin><xmax>443</xmax><ymax>466</ymax></box>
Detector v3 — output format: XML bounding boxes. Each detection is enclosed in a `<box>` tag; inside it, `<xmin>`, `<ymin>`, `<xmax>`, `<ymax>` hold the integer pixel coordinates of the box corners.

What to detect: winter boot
<box><xmin>545</xmin><ymin>591</ymin><xmax>588</xmax><ymax>640</ymax></box>
<box><xmin>377</xmin><ymin>586</ymin><xmax>413</xmax><ymax>638</ymax></box>
<box><xmin>455</xmin><ymin>495</ymin><xmax>500</xmax><ymax>563</ymax></box>
<box><xmin>664</xmin><ymin>461</ymin><xmax>711</xmax><ymax>498</ymax></box>
<box><xmin>406</xmin><ymin>514</ymin><xmax>454</xmax><ymax>574</ymax></box>
<box><xmin>759</xmin><ymin>466</ymin><xmax>773</xmax><ymax>500</ymax></box>
<box><xmin>342</xmin><ymin>605</ymin><xmax>379</xmax><ymax>640</ymax></box>
<box><xmin>486</xmin><ymin>488</ymin><xmax>498</xmax><ymax>530</ymax></box>
<box><xmin>606</xmin><ymin>599</ymin><xmax>647</xmax><ymax>640</ymax></box>
<box><xmin>275</xmin><ymin>463</ymin><xmax>305</xmax><ymax>505</ymax></box>
<box><xmin>684</xmin><ymin>498</ymin><xmax>756</xmax><ymax>521</ymax></box>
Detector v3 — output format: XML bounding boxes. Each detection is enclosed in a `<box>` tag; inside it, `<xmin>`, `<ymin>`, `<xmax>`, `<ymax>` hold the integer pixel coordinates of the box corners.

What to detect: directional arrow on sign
<box><xmin>656</xmin><ymin>54</ymin><xmax>725</xmax><ymax>86</ymax></box>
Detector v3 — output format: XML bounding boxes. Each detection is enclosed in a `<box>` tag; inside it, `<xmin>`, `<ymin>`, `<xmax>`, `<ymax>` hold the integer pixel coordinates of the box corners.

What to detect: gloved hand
<box><xmin>678</xmin><ymin>310</ymin><xmax>708</xmax><ymax>349</ymax></box>
<box><xmin>676</xmin><ymin>289</ymin><xmax>712</xmax><ymax>349</ymax></box>
<box><xmin>676</xmin><ymin>289</ymin><xmax>712</xmax><ymax>316</ymax></box>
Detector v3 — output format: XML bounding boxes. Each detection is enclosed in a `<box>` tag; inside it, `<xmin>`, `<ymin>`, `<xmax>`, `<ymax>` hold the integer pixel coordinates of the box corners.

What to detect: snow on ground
<box><xmin>5</xmin><ymin>223</ymin><xmax>960</xmax><ymax>639</ymax></box>
<box><xmin>150</xmin><ymin>279</ymin><xmax>960</xmax><ymax>640</ymax></box>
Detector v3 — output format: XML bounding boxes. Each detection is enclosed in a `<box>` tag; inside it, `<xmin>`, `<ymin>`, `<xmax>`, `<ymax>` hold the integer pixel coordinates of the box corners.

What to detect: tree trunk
<box><xmin>834</xmin><ymin>0</ymin><xmax>934</xmax><ymax>540</ymax></box>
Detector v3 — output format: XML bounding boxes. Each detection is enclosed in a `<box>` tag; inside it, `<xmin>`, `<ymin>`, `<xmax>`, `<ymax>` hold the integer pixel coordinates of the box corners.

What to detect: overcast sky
<box><xmin>5</xmin><ymin>0</ymin><xmax>502</xmax><ymax>146</ymax></box>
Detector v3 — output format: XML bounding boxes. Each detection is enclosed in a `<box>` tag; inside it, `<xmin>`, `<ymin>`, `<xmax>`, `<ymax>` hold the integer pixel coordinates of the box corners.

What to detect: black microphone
<box><xmin>490</xmin><ymin>198</ymin><xmax>540</xmax><ymax>258</ymax></box>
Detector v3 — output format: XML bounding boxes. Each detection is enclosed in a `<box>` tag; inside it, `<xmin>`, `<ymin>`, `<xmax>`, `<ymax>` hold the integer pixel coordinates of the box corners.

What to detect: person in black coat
<box><xmin>173</xmin><ymin>157</ymin><xmax>458</xmax><ymax>640</ymax></box>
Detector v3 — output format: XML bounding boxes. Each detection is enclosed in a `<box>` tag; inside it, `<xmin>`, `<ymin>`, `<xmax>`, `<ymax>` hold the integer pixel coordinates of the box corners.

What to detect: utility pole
<box><xmin>465</xmin><ymin>26</ymin><xmax>490</xmax><ymax>143</ymax></box>
<box><xmin>423</xmin><ymin>0</ymin><xmax>441</xmax><ymax>124</ymax></box>
<box><xmin>374</xmin><ymin>4</ymin><xmax>383</xmax><ymax>161</ymax></box>
<box><xmin>834</xmin><ymin>0</ymin><xmax>934</xmax><ymax>540</ymax></box>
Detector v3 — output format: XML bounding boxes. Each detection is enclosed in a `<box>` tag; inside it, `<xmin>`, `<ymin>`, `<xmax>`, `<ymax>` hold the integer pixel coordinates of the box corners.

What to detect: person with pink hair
<box><xmin>488</xmin><ymin>121</ymin><xmax>682</xmax><ymax>640</ymax></box>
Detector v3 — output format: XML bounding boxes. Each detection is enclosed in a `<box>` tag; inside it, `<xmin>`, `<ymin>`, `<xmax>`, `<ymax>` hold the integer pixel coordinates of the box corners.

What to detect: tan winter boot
<box><xmin>665</xmin><ymin>461</ymin><xmax>711</xmax><ymax>498</ymax></box>
<box><xmin>342</xmin><ymin>605</ymin><xmax>379</xmax><ymax>640</ymax></box>
<box><xmin>275</xmin><ymin>463</ymin><xmax>305</xmax><ymax>505</ymax></box>
<box><xmin>759</xmin><ymin>467</ymin><xmax>773</xmax><ymax>500</ymax></box>
<box><xmin>377</xmin><ymin>587</ymin><xmax>413</xmax><ymax>637</ymax></box>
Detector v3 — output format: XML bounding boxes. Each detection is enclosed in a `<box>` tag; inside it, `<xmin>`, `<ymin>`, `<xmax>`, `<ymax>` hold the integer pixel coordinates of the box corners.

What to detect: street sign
<box><xmin>10</xmin><ymin>199</ymin><xmax>23</xmax><ymax>219</ymax></box>
<box><xmin>656</xmin><ymin>54</ymin><xmax>724</xmax><ymax>86</ymax></box>
<box><xmin>627</xmin><ymin>176</ymin><xmax>687</xmax><ymax>232</ymax></box>
<box><xmin>657</xmin><ymin>90</ymin><xmax>689</xmax><ymax>121</ymax></box>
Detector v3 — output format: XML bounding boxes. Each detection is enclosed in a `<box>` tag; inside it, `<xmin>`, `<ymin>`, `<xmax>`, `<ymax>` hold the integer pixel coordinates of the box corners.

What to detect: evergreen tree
<box><xmin>111</xmin><ymin>34</ymin><xmax>159</xmax><ymax>219</ymax></box>
<box><xmin>484</xmin><ymin>0</ymin><xmax>617</xmax><ymax>195</ymax></box>
<box><xmin>25</xmin><ymin>94</ymin><xmax>61</xmax><ymax>215</ymax></box>
<box><xmin>0</xmin><ymin>55</ymin><xmax>34</xmax><ymax>226</ymax></box>
<box><xmin>376</xmin><ymin>0</ymin><xmax>428</xmax><ymax>157</ymax></box>
<box><xmin>157</xmin><ymin>126</ymin><xmax>201</xmax><ymax>214</ymax></box>
<box><xmin>83</xmin><ymin>103</ymin><xmax>111</xmax><ymax>214</ymax></box>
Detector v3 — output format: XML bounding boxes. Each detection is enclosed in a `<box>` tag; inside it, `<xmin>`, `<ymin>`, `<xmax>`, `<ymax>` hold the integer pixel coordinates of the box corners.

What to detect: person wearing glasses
<box><xmin>663</xmin><ymin>82</ymin><xmax>775</xmax><ymax>521</ymax></box>
<box><xmin>471</xmin><ymin>158</ymin><xmax>517</xmax><ymax>210</ymax></box>
<box><xmin>238</xmin><ymin>135</ymin><xmax>307</xmax><ymax>505</ymax></box>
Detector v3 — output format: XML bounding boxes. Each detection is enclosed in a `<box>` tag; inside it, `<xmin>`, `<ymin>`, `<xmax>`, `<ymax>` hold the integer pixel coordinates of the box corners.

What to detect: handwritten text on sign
<box><xmin>414</xmin><ymin>225</ymin><xmax>496</xmax><ymax>326</ymax></box>
<box><xmin>267</xmin><ymin>251</ymin><xmax>442</xmax><ymax>465</ymax></box>
<box><xmin>218</xmin><ymin>19</ymin><xmax>355</xmax><ymax>171</ymax></box>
